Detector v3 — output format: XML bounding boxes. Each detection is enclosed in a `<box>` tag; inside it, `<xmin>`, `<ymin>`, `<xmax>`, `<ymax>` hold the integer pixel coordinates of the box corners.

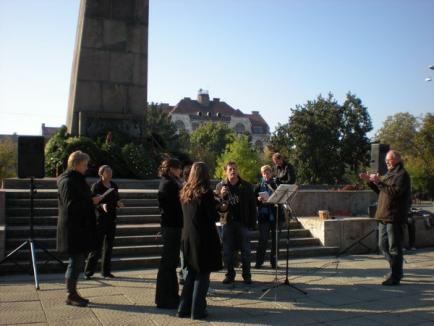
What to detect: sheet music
<box><xmin>100</xmin><ymin>188</ymin><xmax>114</xmax><ymax>199</ymax></box>
<box><xmin>266</xmin><ymin>184</ymin><xmax>298</xmax><ymax>204</ymax></box>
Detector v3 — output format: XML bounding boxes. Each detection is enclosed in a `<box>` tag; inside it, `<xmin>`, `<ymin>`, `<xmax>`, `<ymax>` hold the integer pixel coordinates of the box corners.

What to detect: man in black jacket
<box><xmin>359</xmin><ymin>150</ymin><xmax>411</xmax><ymax>286</ymax></box>
<box><xmin>272</xmin><ymin>153</ymin><xmax>296</xmax><ymax>185</ymax></box>
<box><xmin>216</xmin><ymin>161</ymin><xmax>257</xmax><ymax>284</ymax></box>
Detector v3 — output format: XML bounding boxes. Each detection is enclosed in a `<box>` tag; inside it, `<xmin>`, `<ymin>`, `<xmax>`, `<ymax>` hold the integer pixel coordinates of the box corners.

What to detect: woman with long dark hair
<box><xmin>178</xmin><ymin>162</ymin><xmax>222</xmax><ymax>320</ymax></box>
<box><xmin>155</xmin><ymin>158</ymin><xmax>183</xmax><ymax>309</ymax></box>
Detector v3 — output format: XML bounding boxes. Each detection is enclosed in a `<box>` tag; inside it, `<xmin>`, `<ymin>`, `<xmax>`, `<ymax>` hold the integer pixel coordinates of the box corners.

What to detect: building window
<box><xmin>174</xmin><ymin>120</ymin><xmax>185</xmax><ymax>131</ymax></box>
<box><xmin>253</xmin><ymin>126</ymin><xmax>263</xmax><ymax>134</ymax></box>
<box><xmin>235</xmin><ymin>123</ymin><xmax>245</xmax><ymax>134</ymax></box>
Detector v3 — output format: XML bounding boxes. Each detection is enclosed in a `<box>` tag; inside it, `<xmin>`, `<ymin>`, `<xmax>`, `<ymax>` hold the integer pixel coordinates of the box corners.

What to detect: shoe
<box><xmin>102</xmin><ymin>273</ymin><xmax>115</xmax><ymax>278</ymax></box>
<box><xmin>66</xmin><ymin>293</ymin><xmax>88</xmax><ymax>307</ymax></box>
<box><xmin>222</xmin><ymin>276</ymin><xmax>235</xmax><ymax>284</ymax></box>
<box><xmin>243</xmin><ymin>277</ymin><xmax>252</xmax><ymax>285</ymax></box>
<box><xmin>382</xmin><ymin>278</ymin><xmax>400</xmax><ymax>286</ymax></box>
<box><xmin>65</xmin><ymin>278</ymin><xmax>89</xmax><ymax>307</ymax></box>
<box><xmin>192</xmin><ymin>310</ymin><xmax>208</xmax><ymax>320</ymax></box>
<box><xmin>84</xmin><ymin>275</ymin><xmax>91</xmax><ymax>280</ymax></box>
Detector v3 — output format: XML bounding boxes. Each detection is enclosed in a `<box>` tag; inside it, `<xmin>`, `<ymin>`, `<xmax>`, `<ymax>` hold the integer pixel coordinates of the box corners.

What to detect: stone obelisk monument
<box><xmin>66</xmin><ymin>0</ymin><xmax>148</xmax><ymax>138</ymax></box>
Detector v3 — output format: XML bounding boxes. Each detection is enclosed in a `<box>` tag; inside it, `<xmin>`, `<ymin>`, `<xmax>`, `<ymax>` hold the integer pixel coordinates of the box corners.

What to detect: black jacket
<box><xmin>181</xmin><ymin>189</ymin><xmax>222</xmax><ymax>273</ymax></box>
<box><xmin>158</xmin><ymin>175</ymin><xmax>183</xmax><ymax>228</ymax></box>
<box><xmin>91</xmin><ymin>180</ymin><xmax>120</xmax><ymax>220</ymax></box>
<box><xmin>56</xmin><ymin>170</ymin><xmax>97</xmax><ymax>254</ymax></box>
<box><xmin>215</xmin><ymin>178</ymin><xmax>257</xmax><ymax>228</ymax></box>
<box><xmin>368</xmin><ymin>162</ymin><xmax>411</xmax><ymax>224</ymax></box>
<box><xmin>273</xmin><ymin>161</ymin><xmax>296</xmax><ymax>185</ymax></box>
<box><xmin>254</xmin><ymin>179</ymin><xmax>284</xmax><ymax>225</ymax></box>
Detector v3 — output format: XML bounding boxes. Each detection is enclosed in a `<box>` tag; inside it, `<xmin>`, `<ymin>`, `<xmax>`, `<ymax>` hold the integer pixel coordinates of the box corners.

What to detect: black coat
<box><xmin>368</xmin><ymin>162</ymin><xmax>411</xmax><ymax>224</ymax></box>
<box><xmin>56</xmin><ymin>170</ymin><xmax>97</xmax><ymax>254</ymax></box>
<box><xmin>181</xmin><ymin>190</ymin><xmax>222</xmax><ymax>273</ymax></box>
<box><xmin>273</xmin><ymin>161</ymin><xmax>296</xmax><ymax>185</ymax></box>
<box><xmin>91</xmin><ymin>180</ymin><xmax>120</xmax><ymax>220</ymax></box>
<box><xmin>215</xmin><ymin>178</ymin><xmax>257</xmax><ymax>228</ymax></box>
<box><xmin>158</xmin><ymin>175</ymin><xmax>183</xmax><ymax>228</ymax></box>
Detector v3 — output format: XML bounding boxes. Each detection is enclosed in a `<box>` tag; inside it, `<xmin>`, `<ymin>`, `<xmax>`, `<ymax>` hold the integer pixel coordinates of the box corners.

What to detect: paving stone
<box><xmin>1</xmin><ymin>249</ymin><xmax>434</xmax><ymax>325</ymax></box>
<box><xmin>0</xmin><ymin>301</ymin><xmax>45</xmax><ymax>325</ymax></box>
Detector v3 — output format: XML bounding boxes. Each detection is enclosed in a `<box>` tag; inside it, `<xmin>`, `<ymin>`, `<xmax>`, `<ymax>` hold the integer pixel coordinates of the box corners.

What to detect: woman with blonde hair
<box><xmin>177</xmin><ymin>162</ymin><xmax>222</xmax><ymax>320</ymax></box>
<box><xmin>57</xmin><ymin>151</ymin><xmax>101</xmax><ymax>307</ymax></box>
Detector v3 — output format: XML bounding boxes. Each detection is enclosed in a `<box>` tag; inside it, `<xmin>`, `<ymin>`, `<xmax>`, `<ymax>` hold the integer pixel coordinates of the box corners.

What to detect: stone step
<box><xmin>6</xmin><ymin>236</ymin><xmax>320</xmax><ymax>253</ymax></box>
<box><xmin>0</xmin><ymin>246</ymin><xmax>339</xmax><ymax>275</ymax></box>
<box><xmin>5</xmin><ymin>223</ymin><xmax>311</xmax><ymax>239</ymax></box>
<box><xmin>4</xmin><ymin>190</ymin><xmax>158</xmax><ymax>200</ymax></box>
<box><xmin>3</xmin><ymin>178</ymin><xmax>162</xmax><ymax>190</ymax></box>
<box><xmin>5</xmin><ymin>214</ymin><xmax>162</xmax><ymax>226</ymax></box>
<box><xmin>6</xmin><ymin>206</ymin><xmax>160</xmax><ymax>218</ymax></box>
<box><xmin>5</xmin><ymin>198</ymin><xmax>159</xmax><ymax>208</ymax></box>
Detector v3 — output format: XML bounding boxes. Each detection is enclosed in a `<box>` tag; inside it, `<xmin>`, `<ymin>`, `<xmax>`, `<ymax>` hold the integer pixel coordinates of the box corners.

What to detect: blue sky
<box><xmin>0</xmin><ymin>0</ymin><xmax>433</xmax><ymax>137</ymax></box>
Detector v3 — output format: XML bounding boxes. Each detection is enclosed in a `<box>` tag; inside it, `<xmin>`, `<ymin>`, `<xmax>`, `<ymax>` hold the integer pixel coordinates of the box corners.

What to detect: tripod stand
<box><xmin>260</xmin><ymin>184</ymin><xmax>307</xmax><ymax>299</ymax></box>
<box><xmin>0</xmin><ymin>177</ymin><xmax>65</xmax><ymax>289</ymax></box>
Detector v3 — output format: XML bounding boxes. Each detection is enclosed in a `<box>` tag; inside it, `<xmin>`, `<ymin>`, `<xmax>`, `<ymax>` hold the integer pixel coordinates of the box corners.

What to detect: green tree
<box><xmin>289</xmin><ymin>93</ymin><xmax>344</xmax><ymax>184</ymax></box>
<box><xmin>215</xmin><ymin>135</ymin><xmax>261</xmax><ymax>183</ymax></box>
<box><xmin>340</xmin><ymin>92</ymin><xmax>373</xmax><ymax>176</ymax></box>
<box><xmin>189</xmin><ymin>122</ymin><xmax>235</xmax><ymax>175</ymax></box>
<box><xmin>268</xmin><ymin>122</ymin><xmax>293</xmax><ymax>159</ymax></box>
<box><xmin>145</xmin><ymin>103</ymin><xmax>180</xmax><ymax>152</ymax></box>
<box><xmin>45</xmin><ymin>126</ymin><xmax>69</xmax><ymax>176</ymax></box>
<box><xmin>374</xmin><ymin>112</ymin><xmax>419</xmax><ymax>156</ymax></box>
<box><xmin>0</xmin><ymin>138</ymin><xmax>17</xmax><ymax>182</ymax></box>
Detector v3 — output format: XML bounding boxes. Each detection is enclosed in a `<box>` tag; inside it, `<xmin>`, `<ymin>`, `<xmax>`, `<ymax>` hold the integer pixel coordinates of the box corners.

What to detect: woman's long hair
<box><xmin>180</xmin><ymin>162</ymin><xmax>210</xmax><ymax>204</ymax></box>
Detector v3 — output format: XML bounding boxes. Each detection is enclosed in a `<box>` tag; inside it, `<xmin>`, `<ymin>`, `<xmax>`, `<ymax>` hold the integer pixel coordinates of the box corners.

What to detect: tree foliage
<box><xmin>189</xmin><ymin>122</ymin><xmax>235</xmax><ymax>175</ymax></box>
<box><xmin>0</xmin><ymin>138</ymin><xmax>17</xmax><ymax>182</ymax></box>
<box><xmin>377</xmin><ymin>113</ymin><xmax>434</xmax><ymax>198</ymax></box>
<box><xmin>215</xmin><ymin>135</ymin><xmax>261</xmax><ymax>183</ymax></box>
<box><xmin>268</xmin><ymin>92</ymin><xmax>372</xmax><ymax>184</ymax></box>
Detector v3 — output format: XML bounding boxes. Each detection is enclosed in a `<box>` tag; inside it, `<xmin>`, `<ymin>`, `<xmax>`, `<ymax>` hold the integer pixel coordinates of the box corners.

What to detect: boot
<box><xmin>65</xmin><ymin>278</ymin><xmax>89</xmax><ymax>307</ymax></box>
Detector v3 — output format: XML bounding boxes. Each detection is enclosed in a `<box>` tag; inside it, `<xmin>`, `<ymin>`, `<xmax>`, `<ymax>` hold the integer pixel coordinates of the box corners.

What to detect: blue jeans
<box><xmin>222</xmin><ymin>221</ymin><xmax>251</xmax><ymax>279</ymax></box>
<box><xmin>155</xmin><ymin>227</ymin><xmax>182</xmax><ymax>307</ymax></box>
<box><xmin>378</xmin><ymin>222</ymin><xmax>404</xmax><ymax>280</ymax></box>
<box><xmin>178</xmin><ymin>268</ymin><xmax>210</xmax><ymax>317</ymax></box>
<box><xmin>65</xmin><ymin>254</ymin><xmax>85</xmax><ymax>280</ymax></box>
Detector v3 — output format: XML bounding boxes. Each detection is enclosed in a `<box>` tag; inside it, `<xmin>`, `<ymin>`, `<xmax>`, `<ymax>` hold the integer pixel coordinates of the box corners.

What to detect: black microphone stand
<box><xmin>0</xmin><ymin>177</ymin><xmax>65</xmax><ymax>289</ymax></box>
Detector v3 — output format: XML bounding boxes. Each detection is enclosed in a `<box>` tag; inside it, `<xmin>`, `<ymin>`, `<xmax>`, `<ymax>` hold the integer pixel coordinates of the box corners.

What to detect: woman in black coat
<box><xmin>84</xmin><ymin>165</ymin><xmax>123</xmax><ymax>279</ymax></box>
<box><xmin>178</xmin><ymin>162</ymin><xmax>222</xmax><ymax>320</ymax></box>
<box><xmin>57</xmin><ymin>151</ymin><xmax>101</xmax><ymax>307</ymax></box>
<box><xmin>155</xmin><ymin>158</ymin><xmax>183</xmax><ymax>309</ymax></box>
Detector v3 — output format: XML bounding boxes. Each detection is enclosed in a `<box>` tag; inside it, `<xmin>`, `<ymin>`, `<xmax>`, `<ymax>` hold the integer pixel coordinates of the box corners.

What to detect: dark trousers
<box><xmin>85</xmin><ymin>218</ymin><xmax>116</xmax><ymax>276</ymax></box>
<box><xmin>222</xmin><ymin>221</ymin><xmax>251</xmax><ymax>279</ymax></box>
<box><xmin>155</xmin><ymin>227</ymin><xmax>182</xmax><ymax>307</ymax></box>
<box><xmin>407</xmin><ymin>220</ymin><xmax>416</xmax><ymax>248</ymax></box>
<box><xmin>256</xmin><ymin>220</ymin><xmax>279</xmax><ymax>267</ymax></box>
<box><xmin>66</xmin><ymin>254</ymin><xmax>85</xmax><ymax>280</ymax></box>
<box><xmin>379</xmin><ymin>222</ymin><xmax>404</xmax><ymax>280</ymax></box>
<box><xmin>178</xmin><ymin>268</ymin><xmax>210</xmax><ymax>317</ymax></box>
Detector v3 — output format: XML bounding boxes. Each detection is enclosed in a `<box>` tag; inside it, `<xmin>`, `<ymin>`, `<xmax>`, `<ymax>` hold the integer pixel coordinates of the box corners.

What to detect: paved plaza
<box><xmin>1</xmin><ymin>249</ymin><xmax>433</xmax><ymax>325</ymax></box>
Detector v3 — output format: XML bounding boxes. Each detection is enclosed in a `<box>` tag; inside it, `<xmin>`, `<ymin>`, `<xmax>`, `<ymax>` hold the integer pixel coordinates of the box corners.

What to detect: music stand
<box><xmin>260</xmin><ymin>184</ymin><xmax>306</xmax><ymax>299</ymax></box>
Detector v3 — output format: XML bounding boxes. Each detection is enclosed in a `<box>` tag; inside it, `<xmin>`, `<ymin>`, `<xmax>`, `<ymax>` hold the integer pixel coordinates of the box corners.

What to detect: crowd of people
<box><xmin>56</xmin><ymin>148</ymin><xmax>413</xmax><ymax>319</ymax></box>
